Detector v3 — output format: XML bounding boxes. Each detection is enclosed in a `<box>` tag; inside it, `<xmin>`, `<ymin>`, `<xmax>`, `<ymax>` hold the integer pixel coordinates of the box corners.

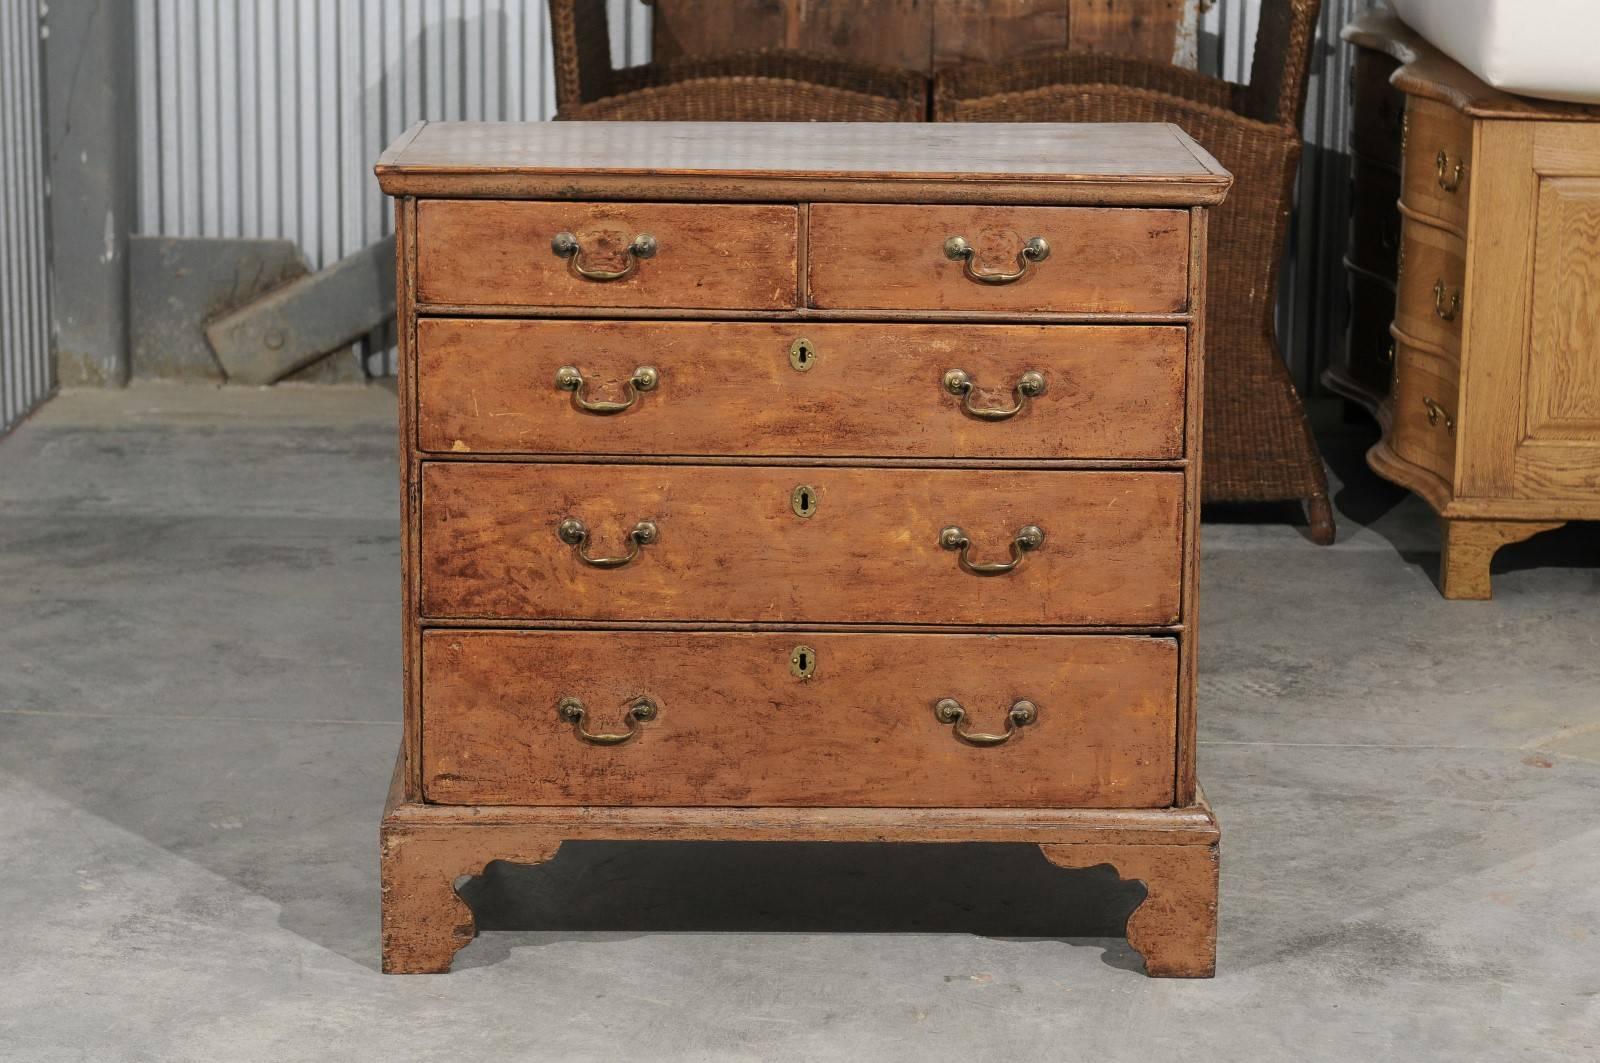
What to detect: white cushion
<box><xmin>1389</xmin><ymin>0</ymin><xmax>1600</xmax><ymax>105</ymax></box>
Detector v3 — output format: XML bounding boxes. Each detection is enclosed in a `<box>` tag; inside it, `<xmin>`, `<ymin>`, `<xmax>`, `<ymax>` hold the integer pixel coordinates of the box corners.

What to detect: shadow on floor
<box><xmin>452</xmin><ymin>841</ymin><xmax>1147</xmax><ymax>973</ymax></box>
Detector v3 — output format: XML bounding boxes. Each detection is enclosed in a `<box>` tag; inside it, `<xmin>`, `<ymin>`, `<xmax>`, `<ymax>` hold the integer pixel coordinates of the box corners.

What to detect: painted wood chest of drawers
<box><xmin>1329</xmin><ymin>13</ymin><xmax>1600</xmax><ymax>599</ymax></box>
<box><xmin>375</xmin><ymin>121</ymin><xmax>1230</xmax><ymax>977</ymax></box>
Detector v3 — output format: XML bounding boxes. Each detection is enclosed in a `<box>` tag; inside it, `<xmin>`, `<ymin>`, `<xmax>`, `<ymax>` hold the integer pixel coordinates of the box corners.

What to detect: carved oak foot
<box><xmin>1040</xmin><ymin>842</ymin><xmax>1219</xmax><ymax>977</ymax></box>
<box><xmin>1439</xmin><ymin>518</ymin><xmax>1564</xmax><ymax>600</ymax></box>
<box><xmin>379</xmin><ymin>821</ymin><xmax>560</xmax><ymax>974</ymax></box>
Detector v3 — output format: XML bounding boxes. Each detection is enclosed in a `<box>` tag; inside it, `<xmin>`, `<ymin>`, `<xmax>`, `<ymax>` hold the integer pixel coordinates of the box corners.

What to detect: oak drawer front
<box><xmin>1391</xmin><ymin>340</ymin><xmax>1458</xmax><ymax>486</ymax></box>
<box><xmin>1401</xmin><ymin>97</ymin><xmax>1472</xmax><ymax>233</ymax></box>
<box><xmin>417</xmin><ymin>319</ymin><xmax>1188</xmax><ymax>459</ymax></box>
<box><xmin>416</xmin><ymin>200</ymin><xmax>799</xmax><ymax>309</ymax></box>
<box><xmin>421</xmin><ymin>629</ymin><xmax>1178</xmax><ymax>808</ymax></box>
<box><xmin>1395</xmin><ymin>217</ymin><xmax>1465</xmax><ymax>356</ymax></box>
<box><xmin>420</xmin><ymin>462</ymin><xmax>1183</xmax><ymax>625</ymax></box>
<box><xmin>807</xmin><ymin>204</ymin><xmax>1190</xmax><ymax>313</ymax></box>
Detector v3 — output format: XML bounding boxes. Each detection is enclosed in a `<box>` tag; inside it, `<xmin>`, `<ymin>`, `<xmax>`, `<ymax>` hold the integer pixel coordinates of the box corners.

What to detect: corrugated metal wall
<box><xmin>130</xmin><ymin>0</ymin><xmax>1362</xmax><ymax>390</ymax></box>
<box><xmin>134</xmin><ymin>0</ymin><xmax>649</xmax><ymax>268</ymax></box>
<box><xmin>0</xmin><ymin>0</ymin><xmax>53</xmax><ymax>432</ymax></box>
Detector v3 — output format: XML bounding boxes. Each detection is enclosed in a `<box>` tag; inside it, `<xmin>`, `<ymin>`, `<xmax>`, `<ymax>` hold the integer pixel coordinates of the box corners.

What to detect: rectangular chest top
<box><xmin>376</xmin><ymin>121</ymin><xmax>1231</xmax><ymax>207</ymax></box>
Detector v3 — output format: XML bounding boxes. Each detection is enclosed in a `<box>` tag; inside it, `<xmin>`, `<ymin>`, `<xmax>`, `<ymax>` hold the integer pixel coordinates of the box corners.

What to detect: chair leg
<box><xmin>1305</xmin><ymin>491</ymin><xmax>1336</xmax><ymax>545</ymax></box>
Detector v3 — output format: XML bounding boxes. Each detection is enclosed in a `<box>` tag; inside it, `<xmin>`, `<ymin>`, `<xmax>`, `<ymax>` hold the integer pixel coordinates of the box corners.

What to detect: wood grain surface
<box><xmin>1394</xmin><ymin>215</ymin><xmax>1465</xmax><ymax>355</ymax></box>
<box><xmin>1400</xmin><ymin>97</ymin><xmax>1472</xmax><ymax>237</ymax></box>
<box><xmin>651</xmin><ymin>0</ymin><xmax>1188</xmax><ymax>73</ymax></box>
<box><xmin>1390</xmin><ymin>339</ymin><xmax>1458</xmax><ymax>488</ymax></box>
<box><xmin>416</xmin><ymin>200</ymin><xmax>798</xmax><ymax>309</ymax></box>
<box><xmin>808</xmin><ymin>203</ymin><xmax>1188</xmax><ymax>312</ymax></box>
<box><xmin>377</xmin><ymin>123</ymin><xmax>1232</xmax><ymax>206</ymax></box>
<box><xmin>420</xmin><ymin>462</ymin><xmax>1184</xmax><ymax>625</ymax></box>
<box><xmin>420</xmin><ymin>629</ymin><xmax>1178</xmax><ymax>808</ymax></box>
<box><xmin>416</xmin><ymin>319</ymin><xmax>1188</xmax><ymax>459</ymax></box>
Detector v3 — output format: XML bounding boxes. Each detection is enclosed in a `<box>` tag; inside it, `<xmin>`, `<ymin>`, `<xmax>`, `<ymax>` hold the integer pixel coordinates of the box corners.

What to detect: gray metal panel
<box><xmin>0</xmin><ymin>0</ymin><xmax>53</xmax><ymax>432</ymax></box>
<box><xmin>133</xmin><ymin>0</ymin><xmax>648</xmax><ymax>374</ymax></box>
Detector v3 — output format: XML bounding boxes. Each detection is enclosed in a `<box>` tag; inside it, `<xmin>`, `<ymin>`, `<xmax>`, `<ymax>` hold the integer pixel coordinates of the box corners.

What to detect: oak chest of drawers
<box><xmin>1330</xmin><ymin>13</ymin><xmax>1600</xmax><ymax>598</ymax></box>
<box><xmin>375</xmin><ymin>121</ymin><xmax>1230</xmax><ymax>977</ymax></box>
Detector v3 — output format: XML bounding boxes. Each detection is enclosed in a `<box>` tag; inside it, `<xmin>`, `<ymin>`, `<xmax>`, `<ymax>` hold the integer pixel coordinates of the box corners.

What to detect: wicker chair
<box><xmin>935</xmin><ymin>0</ymin><xmax>1335</xmax><ymax>543</ymax></box>
<box><xmin>550</xmin><ymin>0</ymin><xmax>927</xmax><ymax>121</ymax></box>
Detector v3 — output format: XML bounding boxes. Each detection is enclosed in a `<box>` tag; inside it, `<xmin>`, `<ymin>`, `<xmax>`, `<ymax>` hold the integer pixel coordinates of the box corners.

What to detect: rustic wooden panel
<box><xmin>1066</xmin><ymin>0</ymin><xmax>1184</xmax><ymax>59</ymax></box>
<box><xmin>932</xmin><ymin>0</ymin><xmax>1070</xmax><ymax>69</ymax></box>
<box><xmin>417</xmin><ymin>319</ymin><xmax>1188</xmax><ymax>459</ymax></box>
<box><xmin>421</xmin><ymin>629</ymin><xmax>1178</xmax><ymax>807</ymax></box>
<box><xmin>808</xmin><ymin>204</ymin><xmax>1189</xmax><ymax>313</ymax></box>
<box><xmin>415</xmin><ymin>200</ymin><xmax>798</xmax><ymax>309</ymax></box>
<box><xmin>650</xmin><ymin>0</ymin><xmax>1185</xmax><ymax>72</ymax></box>
<box><xmin>1527</xmin><ymin>177</ymin><xmax>1600</xmax><ymax>441</ymax></box>
<box><xmin>420</xmin><ymin>462</ymin><xmax>1184</xmax><ymax>625</ymax></box>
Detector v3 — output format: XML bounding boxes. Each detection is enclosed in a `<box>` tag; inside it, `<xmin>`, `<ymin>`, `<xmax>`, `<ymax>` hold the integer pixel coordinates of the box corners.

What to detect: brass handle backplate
<box><xmin>558</xmin><ymin>695</ymin><xmax>658</xmax><ymax>745</ymax></box>
<box><xmin>939</xmin><ymin>524</ymin><xmax>1044</xmax><ymax>576</ymax></box>
<box><xmin>1433</xmin><ymin>280</ymin><xmax>1461</xmax><ymax>322</ymax></box>
<box><xmin>934</xmin><ymin>698</ymin><xmax>1037</xmax><ymax>746</ymax></box>
<box><xmin>1435</xmin><ymin>149</ymin><xmax>1464</xmax><ymax>193</ymax></box>
<box><xmin>558</xmin><ymin>518</ymin><xmax>658</xmax><ymax>568</ymax></box>
<box><xmin>555</xmin><ymin>364</ymin><xmax>659</xmax><ymax>414</ymax></box>
<box><xmin>552</xmin><ymin>231</ymin><xmax>658</xmax><ymax>281</ymax></box>
<box><xmin>942</xmin><ymin>368</ymin><xmax>1046</xmax><ymax>421</ymax></box>
<box><xmin>943</xmin><ymin>235</ymin><xmax>1050</xmax><ymax>284</ymax></box>
<box><xmin>1422</xmin><ymin>396</ymin><xmax>1455</xmax><ymax>434</ymax></box>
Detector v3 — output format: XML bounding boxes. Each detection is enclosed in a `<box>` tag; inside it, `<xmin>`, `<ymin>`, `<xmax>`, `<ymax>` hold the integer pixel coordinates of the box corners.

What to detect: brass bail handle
<box><xmin>1432</xmin><ymin>279</ymin><xmax>1461</xmax><ymax>322</ymax></box>
<box><xmin>934</xmin><ymin>698</ymin><xmax>1037</xmax><ymax>746</ymax></box>
<box><xmin>942</xmin><ymin>368</ymin><xmax>1047</xmax><ymax>421</ymax></box>
<box><xmin>939</xmin><ymin>524</ymin><xmax>1044</xmax><ymax>576</ymax></box>
<box><xmin>558</xmin><ymin>518</ymin><xmax>658</xmax><ymax>568</ymax></box>
<box><xmin>552</xmin><ymin>230</ymin><xmax>658</xmax><ymax>281</ymax></box>
<box><xmin>558</xmin><ymin>695</ymin><xmax>658</xmax><ymax>745</ymax></box>
<box><xmin>943</xmin><ymin>235</ymin><xmax>1050</xmax><ymax>285</ymax></box>
<box><xmin>1435</xmin><ymin>149</ymin><xmax>1464</xmax><ymax>193</ymax></box>
<box><xmin>555</xmin><ymin>364</ymin><xmax>659</xmax><ymax>414</ymax></box>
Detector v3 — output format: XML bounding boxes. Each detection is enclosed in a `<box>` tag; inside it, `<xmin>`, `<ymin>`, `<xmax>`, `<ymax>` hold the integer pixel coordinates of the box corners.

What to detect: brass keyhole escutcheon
<box><xmin>789</xmin><ymin>644</ymin><xmax>817</xmax><ymax>679</ymax></box>
<box><xmin>789</xmin><ymin>337</ymin><xmax>816</xmax><ymax>372</ymax></box>
<box><xmin>791</xmin><ymin>484</ymin><xmax>818</xmax><ymax>518</ymax></box>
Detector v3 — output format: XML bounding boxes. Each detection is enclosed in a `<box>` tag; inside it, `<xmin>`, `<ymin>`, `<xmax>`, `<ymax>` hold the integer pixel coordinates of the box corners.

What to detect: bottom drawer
<box><xmin>421</xmin><ymin>629</ymin><xmax>1178</xmax><ymax>808</ymax></box>
<box><xmin>1391</xmin><ymin>338</ymin><xmax>1459</xmax><ymax>486</ymax></box>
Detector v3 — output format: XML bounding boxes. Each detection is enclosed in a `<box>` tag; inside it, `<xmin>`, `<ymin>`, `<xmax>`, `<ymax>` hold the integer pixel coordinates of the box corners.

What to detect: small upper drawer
<box><xmin>415</xmin><ymin>200</ymin><xmax>798</xmax><ymax>309</ymax></box>
<box><xmin>806</xmin><ymin>204</ymin><xmax>1190</xmax><ymax>314</ymax></box>
<box><xmin>1401</xmin><ymin>97</ymin><xmax>1473</xmax><ymax>233</ymax></box>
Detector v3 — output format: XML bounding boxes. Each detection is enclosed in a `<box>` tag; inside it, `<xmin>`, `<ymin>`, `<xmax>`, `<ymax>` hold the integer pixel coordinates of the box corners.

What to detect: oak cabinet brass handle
<box><xmin>943</xmin><ymin>235</ymin><xmax>1050</xmax><ymax>285</ymax></box>
<box><xmin>934</xmin><ymin>698</ymin><xmax>1037</xmax><ymax>746</ymax></box>
<box><xmin>1432</xmin><ymin>280</ymin><xmax>1461</xmax><ymax>322</ymax></box>
<box><xmin>1422</xmin><ymin>396</ymin><xmax>1455</xmax><ymax>434</ymax></box>
<box><xmin>557</xmin><ymin>518</ymin><xmax>658</xmax><ymax>568</ymax></box>
<box><xmin>558</xmin><ymin>695</ymin><xmax>658</xmax><ymax>745</ymax></box>
<box><xmin>939</xmin><ymin>524</ymin><xmax>1044</xmax><ymax>576</ymax></box>
<box><xmin>551</xmin><ymin>231</ymin><xmax>658</xmax><ymax>281</ymax></box>
<box><xmin>1435</xmin><ymin>149</ymin><xmax>1464</xmax><ymax>193</ymax></box>
<box><xmin>942</xmin><ymin>368</ymin><xmax>1047</xmax><ymax>421</ymax></box>
<box><xmin>555</xmin><ymin>364</ymin><xmax>659</xmax><ymax>414</ymax></box>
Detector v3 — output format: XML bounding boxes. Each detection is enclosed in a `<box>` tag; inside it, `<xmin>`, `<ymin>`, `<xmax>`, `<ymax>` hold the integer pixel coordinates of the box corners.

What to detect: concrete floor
<box><xmin>1</xmin><ymin>383</ymin><xmax>1596</xmax><ymax>1062</ymax></box>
